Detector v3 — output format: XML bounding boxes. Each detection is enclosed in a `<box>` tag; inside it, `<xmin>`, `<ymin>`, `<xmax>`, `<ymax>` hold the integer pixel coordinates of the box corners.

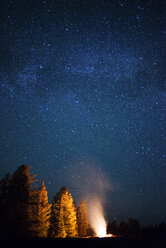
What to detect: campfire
<box><xmin>87</xmin><ymin>197</ymin><xmax>113</xmax><ymax>238</ymax></box>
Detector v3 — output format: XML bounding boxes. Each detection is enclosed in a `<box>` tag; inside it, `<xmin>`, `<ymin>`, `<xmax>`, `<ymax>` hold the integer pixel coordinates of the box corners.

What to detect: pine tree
<box><xmin>50</xmin><ymin>187</ymin><xmax>78</xmax><ymax>238</ymax></box>
<box><xmin>27</xmin><ymin>186</ymin><xmax>39</xmax><ymax>236</ymax></box>
<box><xmin>60</xmin><ymin>187</ymin><xmax>78</xmax><ymax>237</ymax></box>
<box><xmin>49</xmin><ymin>191</ymin><xmax>66</xmax><ymax>238</ymax></box>
<box><xmin>0</xmin><ymin>173</ymin><xmax>11</xmax><ymax>233</ymax></box>
<box><xmin>7</xmin><ymin>165</ymin><xmax>37</xmax><ymax>235</ymax></box>
<box><xmin>77</xmin><ymin>200</ymin><xmax>88</xmax><ymax>237</ymax></box>
<box><xmin>37</xmin><ymin>179</ymin><xmax>51</xmax><ymax>237</ymax></box>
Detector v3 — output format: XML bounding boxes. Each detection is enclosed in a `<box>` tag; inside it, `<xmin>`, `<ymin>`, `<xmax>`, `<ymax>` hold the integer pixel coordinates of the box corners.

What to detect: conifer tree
<box><xmin>37</xmin><ymin>179</ymin><xmax>51</xmax><ymax>237</ymax></box>
<box><xmin>77</xmin><ymin>200</ymin><xmax>88</xmax><ymax>237</ymax></box>
<box><xmin>7</xmin><ymin>165</ymin><xmax>37</xmax><ymax>235</ymax></box>
<box><xmin>27</xmin><ymin>186</ymin><xmax>39</xmax><ymax>236</ymax></box>
<box><xmin>0</xmin><ymin>173</ymin><xmax>11</xmax><ymax>233</ymax></box>
<box><xmin>60</xmin><ymin>187</ymin><xmax>78</xmax><ymax>237</ymax></box>
<box><xmin>49</xmin><ymin>192</ymin><xmax>64</xmax><ymax>237</ymax></box>
<box><xmin>50</xmin><ymin>187</ymin><xmax>78</xmax><ymax>238</ymax></box>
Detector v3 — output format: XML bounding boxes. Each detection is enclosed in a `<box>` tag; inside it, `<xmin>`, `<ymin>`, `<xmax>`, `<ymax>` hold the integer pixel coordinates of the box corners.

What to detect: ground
<box><xmin>0</xmin><ymin>234</ymin><xmax>165</xmax><ymax>248</ymax></box>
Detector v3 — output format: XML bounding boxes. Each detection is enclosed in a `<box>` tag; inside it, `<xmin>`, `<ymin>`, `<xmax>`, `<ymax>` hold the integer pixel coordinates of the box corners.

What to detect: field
<box><xmin>0</xmin><ymin>235</ymin><xmax>165</xmax><ymax>248</ymax></box>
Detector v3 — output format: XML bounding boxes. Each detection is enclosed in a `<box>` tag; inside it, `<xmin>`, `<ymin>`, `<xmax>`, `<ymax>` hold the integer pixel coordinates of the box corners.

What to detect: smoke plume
<box><xmin>64</xmin><ymin>158</ymin><xmax>111</xmax><ymax>236</ymax></box>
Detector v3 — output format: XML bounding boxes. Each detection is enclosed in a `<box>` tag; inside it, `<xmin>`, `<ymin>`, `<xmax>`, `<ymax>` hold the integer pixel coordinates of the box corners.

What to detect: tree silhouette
<box><xmin>6</xmin><ymin>165</ymin><xmax>37</xmax><ymax>235</ymax></box>
<box><xmin>107</xmin><ymin>220</ymin><xmax>118</xmax><ymax>235</ymax></box>
<box><xmin>0</xmin><ymin>173</ymin><xmax>11</xmax><ymax>233</ymax></box>
<box><xmin>127</xmin><ymin>218</ymin><xmax>141</xmax><ymax>238</ymax></box>
<box><xmin>27</xmin><ymin>186</ymin><xmax>39</xmax><ymax>236</ymax></box>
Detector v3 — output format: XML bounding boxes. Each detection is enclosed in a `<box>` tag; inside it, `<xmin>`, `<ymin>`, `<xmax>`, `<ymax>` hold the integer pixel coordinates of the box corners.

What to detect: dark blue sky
<box><xmin>0</xmin><ymin>0</ymin><xmax>166</xmax><ymax>225</ymax></box>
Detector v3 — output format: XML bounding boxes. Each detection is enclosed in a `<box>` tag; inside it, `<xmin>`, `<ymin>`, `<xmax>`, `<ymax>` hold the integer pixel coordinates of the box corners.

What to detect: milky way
<box><xmin>0</xmin><ymin>0</ymin><xmax>166</xmax><ymax>225</ymax></box>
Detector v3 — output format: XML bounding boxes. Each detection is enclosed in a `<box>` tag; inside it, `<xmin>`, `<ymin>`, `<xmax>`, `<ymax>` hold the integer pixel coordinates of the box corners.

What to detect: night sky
<box><xmin>0</xmin><ymin>0</ymin><xmax>166</xmax><ymax>225</ymax></box>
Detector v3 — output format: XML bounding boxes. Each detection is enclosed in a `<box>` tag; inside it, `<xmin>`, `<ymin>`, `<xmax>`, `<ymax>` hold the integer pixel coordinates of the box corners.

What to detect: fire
<box><xmin>87</xmin><ymin>197</ymin><xmax>112</xmax><ymax>238</ymax></box>
<box><xmin>92</xmin><ymin>208</ymin><xmax>107</xmax><ymax>237</ymax></box>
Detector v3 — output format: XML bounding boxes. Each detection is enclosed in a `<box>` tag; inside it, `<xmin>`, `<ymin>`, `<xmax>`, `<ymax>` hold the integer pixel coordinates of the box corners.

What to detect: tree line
<box><xmin>107</xmin><ymin>219</ymin><xmax>166</xmax><ymax>240</ymax></box>
<box><xmin>0</xmin><ymin>165</ymin><xmax>165</xmax><ymax>240</ymax></box>
<box><xmin>0</xmin><ymin>165</ymin><xmax>88</xmax><ymax>238</ymax></box>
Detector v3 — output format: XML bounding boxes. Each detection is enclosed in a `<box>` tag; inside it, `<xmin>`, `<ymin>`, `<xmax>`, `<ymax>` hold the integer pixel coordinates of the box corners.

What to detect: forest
<box><xmin>0</xmin><ymin>165</ymin><xmax>89</xmax><ymax>238</ymax></box>
<box><xmin>0</xmin><ymin>165</ymin><xmax>166</xmax><ymax>241</ymax></box>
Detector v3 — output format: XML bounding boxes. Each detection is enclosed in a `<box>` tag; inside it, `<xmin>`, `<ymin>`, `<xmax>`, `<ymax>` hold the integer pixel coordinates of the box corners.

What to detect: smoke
<box><xmin>64</xmin><ymin>158</ymin><xmax>111</xmax><ymax>199</ymax></box>
<box><xmin>63</xmin><ymin>158</ymin><xmax>111</xmax><ymax>236</ymax></box>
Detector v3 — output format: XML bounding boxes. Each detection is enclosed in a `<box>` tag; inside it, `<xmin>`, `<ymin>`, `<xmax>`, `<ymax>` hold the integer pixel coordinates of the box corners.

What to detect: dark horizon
<box><xmin>0</xmin><ymin>0</ymin><xmax>166</xmax><ymax>227</ymax></box>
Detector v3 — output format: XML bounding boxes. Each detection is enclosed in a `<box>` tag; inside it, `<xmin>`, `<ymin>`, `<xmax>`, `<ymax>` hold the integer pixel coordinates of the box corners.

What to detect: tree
<box><xmin>0</xmin><ymin>173</ymin><xmax>11</xmax><ymax>233</ymax></box>
<box><xmin>127</xmin><ymin>218</ymin><xmax>141</xmax><ymax>238</ymax></box>
<box><xmin>49</xmin><ymin>191</ymin><xmax>66</xmax><ymax>238</ymax></box>
<box><xmin>107</xmin><ymin>220</ymin><xmax>118</xmax><ymax>236</ymax></box>
<box><xmin>37</xmin><ymin>179</ymin><xmax>51</xmax><ymax>237</ymax></box>
<box><xmin>27</xmin><ymin>186</ymin><xmax>39</xmax><ymax>236</ymax></box>
<box><xmin>60</xmin><ymin>187</ymin><xmax>78</xmax><ymax>237</ymax></box>
<box><xmin>50</xmin><ymin>187</ymin><xmax>78</xmax><ymax>238</ymax></box>
<box><xmin>77</xmin><ymin>200</ymin><xmax>88</xmax><ymax>237</ymax></box>
<box><xmin>119</xmin><ymin>221</ymin><xmax>127</xmax><ymax>236</ymax></box>
<box><xmin>6</xmin><ymin>165</ymin><xmax>37</xmax><ymax>235</ymax></box>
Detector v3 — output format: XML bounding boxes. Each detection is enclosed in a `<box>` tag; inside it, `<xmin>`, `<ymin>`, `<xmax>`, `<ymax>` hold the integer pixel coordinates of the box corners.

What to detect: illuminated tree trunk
<box><xmin>77</xmin><ymin>200</ymin><xmax>88</xmax><ymax>237</ymax></box>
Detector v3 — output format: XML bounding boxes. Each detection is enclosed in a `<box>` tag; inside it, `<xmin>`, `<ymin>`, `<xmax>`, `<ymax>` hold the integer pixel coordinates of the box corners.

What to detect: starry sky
<box><xmin>0</xmin><ymin>0</ymin><xmax>166</xmax><ymax>225</ymax></box>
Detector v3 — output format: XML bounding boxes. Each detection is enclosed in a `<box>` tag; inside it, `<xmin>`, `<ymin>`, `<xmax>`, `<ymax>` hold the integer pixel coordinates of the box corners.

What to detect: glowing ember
<box><xmin>87</xmin><ymin>198</ymin><xmax>111</xmax><ymax>238</ymax></box>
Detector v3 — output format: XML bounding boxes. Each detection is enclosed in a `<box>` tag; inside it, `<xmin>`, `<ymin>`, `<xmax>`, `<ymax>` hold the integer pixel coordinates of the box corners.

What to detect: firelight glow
<box><xmin>93</xmin><ymin>213</ymin><xmax>107</xmax><ymax>238</ymax></box>
<box><xmin>88</xmin><ymin>198</ymin><xmax>107</xmax><ymax>237</ymax></box>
